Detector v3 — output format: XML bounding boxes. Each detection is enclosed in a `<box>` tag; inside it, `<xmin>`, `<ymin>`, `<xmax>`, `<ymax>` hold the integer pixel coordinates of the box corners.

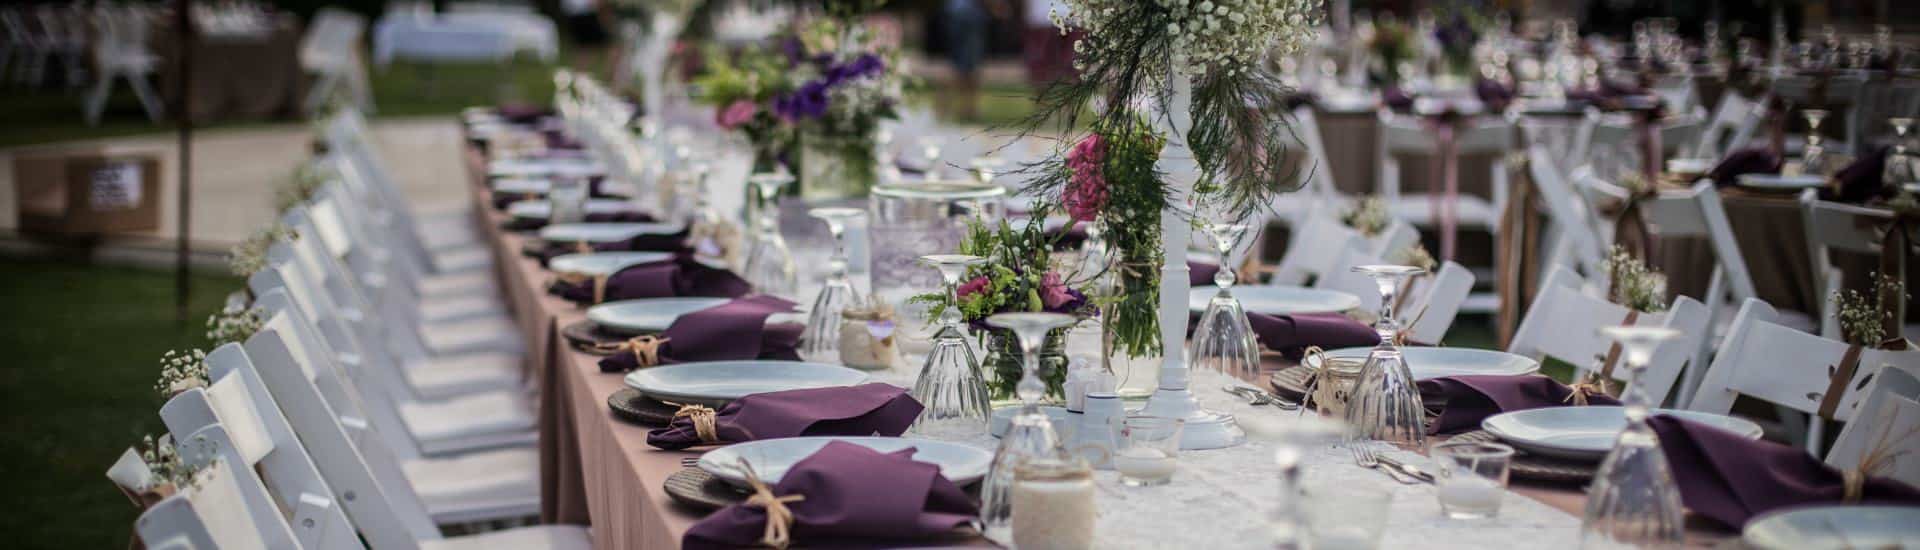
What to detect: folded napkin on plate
<box><xmin>555</xmin><ymin>253</ymin><xmax>750</xmax><ymax>304</ymax></box>
<box><xmin>1248</xmin><ymin>312</ymin><xmax>1379</xmax><ymax>360</ymax></box>
<box><xmin>598</xmin><ymin>294</ymin><xmax>799</xmax><ymax>372</ymax></box>
<box><xmin>1381</xmin><ymin>87</ymin><xmax>1414</xmax><ymax>112</ymax></box>
<box><xmin>488</xmin><ymin>175</ymin><xmax>612</xmax><ymax>210</ymax></box>
<box><xmin>505</xmin><ymin>210</ymin><xmax>655</xmax><ymax>231</ymax></box>
<box><xmin>1418</xmin><ymin>375</ymin><xmax>1620</xmax><ymax>434</ymax></box>
<box><xmin>533</xmin><ymin>227</ymin><xmax>695</xmax><ymax>265</ymax></box>
<box><xmin>683</xmin><ymin>440</ymin><xmax>974</xmax><ymax>549</ymax></box>
<box><xmin>647</xmin><ymin>384</ymin><xmax>922</xmax><ymax>450</ymax></box>
<box><xmin>1707</xmin><ymin>148</ymin><xmax>1784</xmax><ymax>187</ymax></box>
<box><xmin>1474</xmin><ymin>78</ymin><xmax>1514</xmax><ymax>112</ymax></box>
<box><xmin>1648</xmin><ymin>415</ymin><xmax>1920</xmax><ymax>528</ymax></box>
<box><xmin>494</xmin><ymin>103</ymin><xmax>552</xmax><ymax>124</ymax></box>
<box><xmin>1824</xmin><ymin>145</ymin><xmax>1890</xmax><ymax>203</ymax></box>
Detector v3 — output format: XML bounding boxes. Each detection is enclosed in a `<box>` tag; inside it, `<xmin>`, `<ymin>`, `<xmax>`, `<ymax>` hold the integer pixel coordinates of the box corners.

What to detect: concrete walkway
<box><xmin>0</xmin><ymin>117</ymin><xmax>468</xmax><ymax>267</ymax></box>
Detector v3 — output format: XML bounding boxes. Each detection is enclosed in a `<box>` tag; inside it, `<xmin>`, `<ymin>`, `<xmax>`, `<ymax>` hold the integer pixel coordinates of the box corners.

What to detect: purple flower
<box><xmin>774</xmin><ymin>80</ymin><xmax>831</xmax><ymax>121</ymax></box>
<box><xmin>1063</xmin><ymin>134</ymin><xmax>1108</xmax><ymax>222</ymax></box>
<box><xmin>825</xmin><ymin>54</ymin><xmax>885</xmax><ymax>85</ymax></box>
<box><xmin>1039</xmin><ymin>271</ymin><xmax>1082</xmax><ymax>311</ymax></box>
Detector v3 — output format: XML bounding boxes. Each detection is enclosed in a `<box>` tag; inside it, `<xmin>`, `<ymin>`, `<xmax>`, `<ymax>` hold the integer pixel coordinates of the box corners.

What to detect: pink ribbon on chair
<box><xmin>1424</xmin><ymin>115</ymin><xmax>1462</xmax><ymax>262</ymax></box>
<box><xmin>1638</xmin><ymin>111</ymin><xmax>1663</xmax><ymax>182</ymax></box>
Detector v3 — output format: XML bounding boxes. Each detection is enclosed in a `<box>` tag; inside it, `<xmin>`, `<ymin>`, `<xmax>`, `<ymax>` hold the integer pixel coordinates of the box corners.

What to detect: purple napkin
<box><xmin>648</xmin><ymin>384</ymin><xmax>923</xmax><ymax>451</ymax></box>
<box><xmin>1247</xmin><ymin>312</ymin><xmax>1379</xmax><ymax>360</ymax></box>
<box><xmin>1417</xmin><ymin>375</ymin><xmax>1620</xmax><ymax>434</ymax></box>
<box><xmin>555</xmin><ymin>253</ymin><xmax>749</xmax><ymax>304</ymax></box>
<box><xmin>1824</xmin><ymin>146</ymin><xmax>1890</xmax><ymax>203</ymax></box>
<box><xmin>1648</xmin><ymin>415</ymin><xmax>1920</xmax><ymax>528</ymax></box>
<box><xmin>597</xmin><ymin>295</ymin><xmax>799</xmax><ymax>372</ymax></box>
<box><xmin>1189</xmin><ymin>261</ymin><xmax>1221</xmax><ymax>286</ymax></box>
<box><xmin>683</xmin><ymin>440</ymin><xmax>973</xmax><ymax>548</ymax></box>
<box><xmin>1707</xmin><ymin>148</ymin><xmax>1784</xmax><ymax>187</ymax></box>
<box><xmin>495</xmin><ymin>103</ymin><xmax>552</xmax><ymax>124</ymax></box>
<box><xmin>1382</xmin><ymin>87</ymin><xmax>1415</xmax><ymax>112</ymax></box>
<box><xmin>505</xmin><ymin>210</ymin><xmax>655</xmax><ymax>231</ymax></box>
<box><xmin>533</xmin><ymin>227</ymin><xmax>695</xmax><ymax>265</ymax></box>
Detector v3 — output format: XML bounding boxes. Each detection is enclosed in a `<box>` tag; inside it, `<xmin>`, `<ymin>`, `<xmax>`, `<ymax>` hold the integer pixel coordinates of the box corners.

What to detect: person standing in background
<box><xmin>940</xmin><ymin>0</ymin><xmax>1006</xmax><ymax>121</ymax></box>
<box><xmin>1021</xmin><ymin>0</ymin><xmax>1075</xmax><ymax>85</ymax></box>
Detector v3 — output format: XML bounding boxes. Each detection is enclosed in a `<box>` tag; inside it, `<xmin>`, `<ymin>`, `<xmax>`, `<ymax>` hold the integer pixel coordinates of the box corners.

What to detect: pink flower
<box><xmin>1063</xmin><ymin>134</ymin><xmax>1109</xmax><ymax>222</ymax></box>
<box><xmin>1040</xmin><ymin>272</ymin><xmax>1073</xmax><ymax>309</ymax></box>
<box><xmin>716</xmin><ymin>100</ymin><xmax>758</xmax><ymax>129</ymax></box>
<box><xmin>956</xmin><ymin>276</ymin><xmax>990</xmax><ymax>300</ymax></box>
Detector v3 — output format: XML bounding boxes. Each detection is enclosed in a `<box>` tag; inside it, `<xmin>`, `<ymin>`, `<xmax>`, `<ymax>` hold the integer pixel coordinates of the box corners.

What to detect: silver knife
<box><xmin>1376</xmin><ymin>456</ymin><xmax>1435</xmax><ymax>483</ymax></box>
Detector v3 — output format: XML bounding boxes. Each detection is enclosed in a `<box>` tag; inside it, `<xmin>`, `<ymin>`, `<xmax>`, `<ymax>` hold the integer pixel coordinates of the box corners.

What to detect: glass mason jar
<box><xmin>869</xmin><ymin>182</ymin><xmax>1007</xmax><ymax>350</ymax></box>
<box><xmin>798</xmin><ymin>131</ymin><xmax>880</xmax><ymax>201</ymax></box>
<box><xmin>984</xmin><ymin>327</ymin><xmax>1070</xmax><ymax>403</ymax></box>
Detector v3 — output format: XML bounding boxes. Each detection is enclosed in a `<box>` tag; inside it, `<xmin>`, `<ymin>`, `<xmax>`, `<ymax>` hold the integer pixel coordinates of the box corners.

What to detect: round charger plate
<box><xmin>664</xmin><ymin>468</ymin><xmax>747</xmax><ymax>511</ymax></box>
<box><xmin>539</xmin><ymin>222</ymin><xmax>681</xmax><ymax>244</ymax></box>
<box><xmin>1268</xmin><ymin>365</ymin><xmax>1313</xmax><ymax>398</ymax></box>
<box><xmin>606</xmin><ymin>388</ymin><xmax>677</xmax><ymax>425</ymax></box>
<box><xmin>549</xmin><ymin>251</ymin><xmax>674</xmax><ymax>278</ymax></box>
<box><xmin>1446</xmin><ymin>430</ymin><xmax>1597</xmax><ymax>483</ymax></box>
<box><xmin>1482</xmin><ymin>406</ymin><xmax>1764</xmax><ymax>461</ymax></box>
<box><xmin>625</xmin><ymin>360</ymin><xmax>869</xmax><ymax>407</ymax></box>
<box><xmin>1742</xmin><ymin>505</ymin><xmax>1920</xmax><ymax>549</ymax></box>
<box><xmin>560</xmin><ymin>320</ymin><xmax>629</xmax><ymax>354</ymax></box>
<box><xmin>1189</xmin><ymin>285</ymin><xmax>1362</xmax><ymax>316</ymax></box>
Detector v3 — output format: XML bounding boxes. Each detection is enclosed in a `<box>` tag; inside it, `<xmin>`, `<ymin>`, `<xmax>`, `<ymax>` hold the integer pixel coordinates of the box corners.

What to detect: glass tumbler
<box><xmin>1114</xmin><ymin>416</ymin><xmax>1184</xmax><ymax>486</ymax></box>
<box><xmin>1432</xmin><ymin>441</ymin><xmax>1515</xmax><ymax>519</ymax></box>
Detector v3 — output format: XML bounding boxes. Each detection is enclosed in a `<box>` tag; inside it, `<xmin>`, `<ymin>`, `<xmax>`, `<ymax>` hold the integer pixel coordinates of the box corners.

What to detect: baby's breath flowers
<box><xmin>1603</xmin><ymin>245</ymin><xmax>1668</xmax><ymax>313</ymax></box>
<box><xmin>274</xmin><ymin>163</ymin><xmax>332</xmax><ymax>214</ymax></box>
<box><xmin>1394</xmin><ymin>243</ymin><xmax>1436</xmax><ymax>273</ymax></box>
<box><xmin>228</xmin><ymin>223</ymin><xmax>297</xmax><ymax>278</ymax></box>
<box><xmin>1833</xmin><ymin>273</ymin><xmax>1907</xmax><ymax>347</ymax></box>
<box><xmin>1057</xmin><ymin>0</ymin><xmax>1323</xmax><ymax>77</ymax></box>
<box><xmin>136</xmin><ymin>434</ymin><xmax>214</xmax><ymax>491</ymax></box>
<box><xmin>207</xmin><ymin>305</ymin><xmax>265</xmax><ymax>348</ymax></box>
<box><xmin>155</xmin><ymin>349</ymin><xmax>209</xmax><ymax>398</ymax></box>
<box><xmin>1341</xmin><ymin>195</ymin><xmax>1390</xmax><ymax>237</ymax></box>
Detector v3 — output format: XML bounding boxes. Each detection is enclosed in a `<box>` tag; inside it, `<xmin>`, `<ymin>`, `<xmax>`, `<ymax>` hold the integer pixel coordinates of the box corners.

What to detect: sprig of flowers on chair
<box><xmin>207</xmin><ymin>304</ymin><xmax>265</xmax><ymax>348</ymax></box>
<box><xmin>1832</xmin><ymin>273</ymin><xmax>1906</xmax><ymax>347</ymax></box>
<box><xmin>273</xmin><ymin>163</ymin><xmax>331</xmax><ymax>214</ymax></box>
<box><xmin>227</xmin><ymin>223</ymin><xmax>297</xmax><ymax>278</ymax></box>
<box><xmin>1341</xmin><ymin>195</ymin><xmax>1391</xmax><ymax>237</ymax></box>
<box><xmin>136</xmin><ymin>434</ymin><xmax>214</xmax><ymax>492</ymax></box>
<box><xmin>154</xmin><ymin>349</ymin><xmax>209</xmax><ymax>399</ymax></box>
<box><xmin>1603</xmin><ymin>245</ymin><xmax>1668</xmax><ymax>313</ymax></box>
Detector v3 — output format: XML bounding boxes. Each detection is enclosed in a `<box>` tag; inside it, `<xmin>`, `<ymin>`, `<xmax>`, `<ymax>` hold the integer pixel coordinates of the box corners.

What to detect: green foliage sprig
<box><xmin>1833</xmin><ymin>273</ymin><xmax>1907</xmax><ymax>347</ymax></box>
<box><xmin>1604</xmin><ymin>245</ymin><xmax>1668</xmax><ymax>313</ymax></box>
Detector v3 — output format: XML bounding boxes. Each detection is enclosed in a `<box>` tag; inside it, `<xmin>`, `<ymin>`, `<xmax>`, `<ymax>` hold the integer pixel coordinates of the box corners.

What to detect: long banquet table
<box><xmin>457</xmin><ymin>142</ymin><xmax>1740</xmax><ymax>549</ymax></box>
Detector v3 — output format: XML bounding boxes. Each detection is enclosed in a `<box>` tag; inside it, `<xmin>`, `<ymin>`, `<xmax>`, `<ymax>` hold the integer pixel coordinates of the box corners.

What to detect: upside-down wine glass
<box><xmin>799</xmin><ymin>207</ymin><xmax>867</xmax><ymax>363</ymax></box>
<box><xmin>1341</xmin><ymin>265</ymin><xmax>1428</xmax><ymax>449</ymax></box>
<box><xmin>978</xmin><ymin>312</ymin><xmax>1079</xmax><ymax>544</ymax></box>
<box><xmin>908</xmin><ymin>254</ymin><xmax>993</xmax><ymax>438</ymax></box>
<box><xmin>1188</xmin><ymin>218</ymin><xmax>1262</xmax><ymax>382</ymax></box>
<box><xmin>1802</xmin><ymin>109</ymin><xmax>1831</xmax><ymax>176</ymax></box>
<box><xmin>742</xmin><ymin>172</ymin><xmax>797</xmax><ymax>297</ymax></box>
<box><xmin>1580</xmin><ymin>326</ymin><xmax>1685</xmax><ymax>549</ymax></box>
<box><xmin>917</xmin><ymin>136</ymin><xmax>944</xmax><ymax>180</ymax></box>
<box><xmin>1884</xmin><ymin>118</ymin><xmax>1916</xmax><ymax>188</ymax></box>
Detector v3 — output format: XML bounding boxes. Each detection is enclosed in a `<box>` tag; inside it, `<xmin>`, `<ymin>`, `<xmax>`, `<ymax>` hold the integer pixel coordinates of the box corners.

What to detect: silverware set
<box><xmin>1222</xmin><ymin>385</ymin><xmax>1301</xmax><ymax>410</ymax></box>
<box><xmin>1350</xmin><ymin>444</ymin><xmax>1434</xmax><ymax>485</ymax></box>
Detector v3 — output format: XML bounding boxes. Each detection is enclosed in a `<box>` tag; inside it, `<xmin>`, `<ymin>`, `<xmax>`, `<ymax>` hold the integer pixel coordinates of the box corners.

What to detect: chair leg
<box><xmin>305</xmin><ymin>72</ymin><xmax>340</xmax><ymax>114</ymax></box>
<box><xmin>83</xmin><ymin>70</ymin><xmax>113</xmax><ymax>126</ymax></box>
<box><xmin>126</xmin><ymin>73</ymin><xmax>165</xmax><ymax>123</ymax></box>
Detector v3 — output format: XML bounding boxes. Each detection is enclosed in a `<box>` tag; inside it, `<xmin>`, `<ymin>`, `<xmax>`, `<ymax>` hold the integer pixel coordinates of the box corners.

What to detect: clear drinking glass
<box><xmin>1342</xmin><ymin>265</ymin><xmax>1429</xmax><ymax>449</ymax></box>
<box><xmin>1256</xmin><ymin>415</ymin><xmax>1348</xmax><ymax>550</ymax></box>
<box><xmin>968</xmin><ymin>155</ymin><xmax>1007</xmax><ymax>185</ymax></box>
<box><xmin>908</xmin><ymin>254</ymin><xmax>992</xmax><ymax>438</ymax></box>
<box><xmin>1884</xmin><ymin>118</ymin><xmax>1915</xmax><ymax>187</ymax></box>
<box><xmin>1114</xmin><ymin>415</ymin><xmax>1183</xmax><ymax>486</ymax></box>
<box><xmin>1189</xmin><ymin>219</ymin><xmax>1262</xmax><ymax>382</ymax></box>
<box><xmin>1580</xmin><ymin>326</ymin><xmax>1686</xmax><ymax>549</ymax></box>
<box><xmin>917</xmin><ymin>136</ymin><xmax>944</xmax><ymax>180</ymax></box>
<box><xmin>978</xmin><ymin>312</ymin><xmax>1080</xmax><ymax>543</ymax></box>
<box><xmin>741</xmin><ymin>172</ymin><xmax>797</xmax><ymax>297</ymax></box>
<box><xmin>1432</xmin><ymin>441</ymin><xmax>1515</xmax><ymax>519</ymax></box>
<box><xmin>799</xmin><ymin>207</ymin><xmax>868</xmax><ymax>364</ymax></box>
<box><xmin>1302</xmin><ymin>481</ymin><xmax>1391</xmax><ymax>550</ymax></box>
<box><xmin>1801</xmin><ymin>109</ymin><xmax>1830</xmax><ymax>176</ymax></box>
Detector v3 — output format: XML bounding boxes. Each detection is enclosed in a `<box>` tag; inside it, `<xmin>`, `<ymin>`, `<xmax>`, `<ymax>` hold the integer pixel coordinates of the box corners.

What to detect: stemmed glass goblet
<box><xmin>1341</xmin><ymin>265</ymin><xmax>1428</xmax><ymax>449</ymax></box>
<box><xmin>977</xmin><ymin>312</ymin><xmax>1079</xmax><ymax>543</ymax></box>
<box><xmin>741</xmin><ymin>172</ymin><xmax>797</xmax><ymax>297</ymax></box>
<box><xmin>1884</xmin><ymin>118</ymin><xmax>1916</xmax><ymax>189</ymax></box>
<box><xmin>1188</xmin><ymin>219</ymin><xmax>1261</xmax><ymax>382</ymax></box>
<box><xmin>1580</xmin><ymin>326</ymin><xmax>1686</xmax><ymax>549</ymax></box>
<box><xmin>1801</xmin><ymin>109</ymin><xmax>1831</xmax><ymax>176</ymax></box>
<box><xmin>799</xmin><ymin>207</ymin><xmax>867</xmax><ymax>364</ymax></box>
<box><xmin>917</xmin><ymin>136</ymin><xmax>944</xmax><ymax>180</ymax></box>
<box><xmin>908</xmin><ymin>254</ymin><xmax>992</xmax><ymax>438</ymax></box>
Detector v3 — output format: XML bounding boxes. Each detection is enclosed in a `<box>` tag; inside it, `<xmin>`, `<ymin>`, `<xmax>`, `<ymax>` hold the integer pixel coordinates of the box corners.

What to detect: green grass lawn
<box><xmin>0</xmin><ymin>260</ymin><xmax>242</xmax><ymax>549</ymax></box>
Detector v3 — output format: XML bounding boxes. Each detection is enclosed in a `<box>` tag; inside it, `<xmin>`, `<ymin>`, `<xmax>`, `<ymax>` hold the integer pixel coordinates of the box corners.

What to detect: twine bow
<box><xmin>1298</xmin><ymin>346</ymin><xmax>1328</xmax><ymax>414</ymax></box>
<box><xmin>675</xmin><ymin>403</ymin><xmax>721</xmax><ymax>445</ymax></box>
<box><xmin>591</xmin><ymin>335</ymin><xmax>671</xmax><ymax>368</ymax></box>
<box><xmin>573</xmin><ymin>240</ymin><xmax>594</xmax><ymax>254</ymax></box>
<box><xmin>1563</xmin><ymin>375</ymin><xmax>1612</xmax><ymax>406</ymax></box>
<box><xmin>555</xmin><ymin>271</ymin><xmax>610</xmax><ymax>304</ymax></box>
<box><xmin>1843</xmin><ymin>391</ymin><xmax>1920</xmax><ymax>502</ymax></box>
<box><xmin>737</xmin><ymin>458</ymin><xmax>805</xmax><ymax>549</ymax></box>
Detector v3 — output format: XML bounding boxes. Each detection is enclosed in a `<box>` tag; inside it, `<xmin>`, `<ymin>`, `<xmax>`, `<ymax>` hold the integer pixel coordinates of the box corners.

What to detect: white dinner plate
<box><xmin>505</xmin><ymin>199</ymin><xmax>644</xmax><ymax>220</ymax></box>
<box><xmin>488</xmin><ymin>158</ymin><xmax>605</xmax><ymax>178</ymax></box>
<box><xmin>988</xmin><ymin>406</ymin><xmax>1074</xmax><ymax>438</ymax></box>
<box><xmin>1301</xmin><ymin>347</ymin><xmax>1540</xmax><ymax>379</ymax></box>
<box><xmin>1665</xmin><ymin>158</ymin><xmax>1715</xmax><ymax>176</ymax></box>
<box><xmin>623</xmin><ymin>360</ymin><xmax>869</xmax><ymax>407</ymax></box>
<box><xmin>538</xmin><ymin>222</ymin><xmax>680</xmax><ymax>243</ymax></box>
<box><xmin>548</xmin><ymin>251</ymin><xmax>672</xmax><ymax>277</ymax></box>
<box><xmin>1482</xmin><ymin>407</ymin><xmax>1763</xmax><ymax>461</ymax></box>
<box><xmin>698</xmin><ymin>436</ymin><xmax>992</xmax><ymax>488</ymax></box>
<box><xmin>1743</xmin><ymin>505</ymin><xmax>1920</xmax><ymax>550</ymax></box>
<box><xmin>1190</xmin><ymin>286</ymin><xmax>1362</xmax><ymax>316</ymax></box>
<box><xmin>585</xmin><ymin>297</ymin><xmax>730</xmax><ymax>335</ymax></box>
<box><xmin>491</xmin><ymin>178</ymin><xmax>550</xmax><ymax>196</ymax></box>
<box><xmin>1736</xmin><ymin>173</ymin><xmax>1826</xmax><ymax>192</ymax></box>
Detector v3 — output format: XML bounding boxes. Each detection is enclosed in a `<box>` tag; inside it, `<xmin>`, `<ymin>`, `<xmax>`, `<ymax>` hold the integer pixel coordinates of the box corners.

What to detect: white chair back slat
<box><xmin>1526</xmin><ymin>145</ymin><xmax>1606</xmax><ymax>277</ymax></box>
<box><xmin>253</xmin><ymin>272</ymin><xmax>426</xmax><ymax>462</ymax></box>
<box><xmin>1800</xmin><ymin>189</ymin><xmax>1898</xmax><ymax>340</ymax></box>
<box><xmin>1827</xmin><ymin>366</ymin><xmax>1920</xmax><ymax>485</ymax></box>
<box><xmin>135</xmin><ymin>495</ymin><xmax>217</xmax><ymax>550</ymax></box>
<box><xmin>169</xmin><ymin>426</ymin><xmax>300</xmax><ymax>550</ymax></box>
<box><xmin>1690</xmin><ymin>299</ymin><xmax>1920</xmax><ymax>454</ymax></box>
<box><xmin>1509</xmin><ymin>266</ymin><xmax>1710</xmax><ymax>404</ymax></box>
<box><xmin>1269</xmin><ymin>210</ymin><xmax>1367</xmax><ymax>286</ymax></box>
<box><xmin>1404</xmin><ymin>261</ymin><xmax>1475</xmax><ymax>345</ymax></box>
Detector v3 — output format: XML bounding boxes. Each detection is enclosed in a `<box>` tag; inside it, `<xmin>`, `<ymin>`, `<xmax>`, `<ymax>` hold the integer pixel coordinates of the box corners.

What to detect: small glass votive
<box><xmin>1113</xmin><ymin>416</ymin><xmax>1182</xmax><ymax>486</ymax></box>
<box><xmin>1302</xmin><ymin>481</ymin><xmax>1391</xmax><ymax>550</ymax></box>
<box><xmin>1431</xmin><ymin>441</ymin><xmax>1515</xmax><ymax>519</ymax></box>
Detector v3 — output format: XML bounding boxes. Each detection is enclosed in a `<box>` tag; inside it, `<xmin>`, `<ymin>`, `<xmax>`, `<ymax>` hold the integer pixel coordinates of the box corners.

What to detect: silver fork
<box><xmin>1351</xmin><ymin>444</ymin><xmax>1417</xmax><ymax>485</ymax></box>
<box><xmin>679</xmin><ymin>456</ymin><xmax>701</xmax><ymax>467</ymax></box>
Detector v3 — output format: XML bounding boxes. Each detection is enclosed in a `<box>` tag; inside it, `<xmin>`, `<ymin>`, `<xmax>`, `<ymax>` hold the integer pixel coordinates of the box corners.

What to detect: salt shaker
<box><xmin>1073</xmin><ymin>389</ymin><xmax>1121</xmax><ymax>470</ymax></box>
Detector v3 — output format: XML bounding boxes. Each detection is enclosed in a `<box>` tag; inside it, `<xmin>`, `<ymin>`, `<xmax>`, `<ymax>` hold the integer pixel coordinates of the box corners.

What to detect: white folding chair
<box><xmin>1266</xmin><ymin>209</ymin><xmax>1368</xmax><ymax>287</ymax></box>
<box><xmin>301</xmin><ymin>7</ymin><xmax>375</xmax><ymax>114</ymax></box>
<box><xmin>1690</xmin><ymin>299</ymin><xmax>1920</xmax><ymax>456</ymax></box>
<box><xmin>136</xmin><ymin>426</ymin><xmax>302</xmax><ymax>550</ymax></box>
<box><xmin>1799</xmin><ymin>189</ymin><xmax>1905</xmax><ymax>340</ymax></box>
<box><xmin>161</xmin><ymin>345</ymin><xmax>360</xmax><ymax>550</ymax></box>
<box><xmin>1319</xmin><ymin>246</ymin><xmax>1475</xmax><ymax>345</ymax></box>
<box><xmin>1378</xmin><ymin>113</ymin><xmax>1515</xmax><ymax>260</ymax></box>
<box><xmin>1509</xmin><ymin>266</ymin><xmax>1712</xmax><ymax>406</ymax></box>
<box><xmin>1267</xmin><ymin>107</ymin><xmax>1348</xmax><ymax>227</ymax></box>
<box><xmin>83</xmin><ymin>5</ymin><xmax>163</xmax><ymax>126</ymax></box>
<box><xmin>325</xmin><ymin>111</ymin><xmax>492</xmax><ymax>265</ymax></box>
<box><xmin>1691</xmin><ymin>91</ymin><xmax>1771</xmax><ymax>160</ymax></box>
<box><xmin>1773</xmin><ymin>73</ymin><xmax>1868</xmax><ymax>157</ymax></box>
<box><xmin>1525</xmin><ymin>145</ymin><xmax>1608</xmax><ymax>279</ymax></box>
<box><xmin>1827</xmin><ymin>365</ymin><xmax>1920</xmax><ymax>486</ymax></box>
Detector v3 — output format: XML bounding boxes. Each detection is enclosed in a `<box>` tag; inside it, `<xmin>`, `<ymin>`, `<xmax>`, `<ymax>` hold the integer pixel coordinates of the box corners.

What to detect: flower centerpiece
<box><xmin>1833</xmin><ymin>273</ymin><xmax>1908</xmax><ymax>348</ymax></box>
<box><xmin>1367</xmin><ymin>17</ymin><xmax>1416</xmax><ymax>87</ymax></box>
<box><xmin>692</xmin><ymin>42</ymin><xmax>796</xmax><ymax>172</ymax></box>
<box><xmin>912</xmin><ymin>217</ymin><xmax>1097</xmax><ymax>401</ymax></box>
<box><xmin>776</xmin><ymin>17</ymin><xmax>907</xmax><ymax>200</ymax></box>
